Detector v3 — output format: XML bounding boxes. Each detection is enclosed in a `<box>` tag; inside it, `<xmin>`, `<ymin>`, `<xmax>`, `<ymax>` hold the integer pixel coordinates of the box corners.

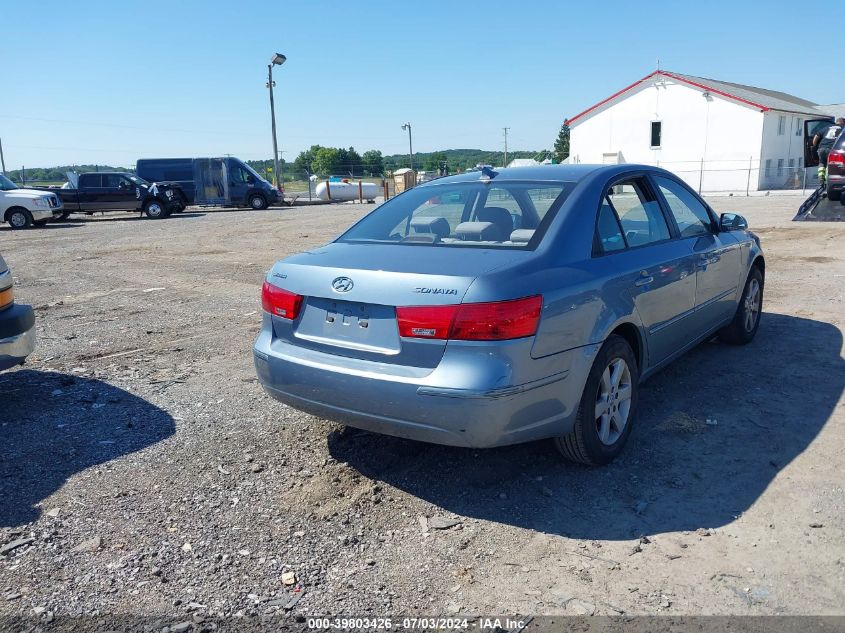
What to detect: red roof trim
<box><xmin>565</xmin><ymin>70</ymin><xmax>770</xmax><ymax>126</ymax></box>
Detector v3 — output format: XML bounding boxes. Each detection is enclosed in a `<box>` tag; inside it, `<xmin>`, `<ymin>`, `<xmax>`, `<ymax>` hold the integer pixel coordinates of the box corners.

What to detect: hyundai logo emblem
<box><xmin>331</xmin><ymin>276</ymin><xmax>354</xmax><ymax>293</ymax></box>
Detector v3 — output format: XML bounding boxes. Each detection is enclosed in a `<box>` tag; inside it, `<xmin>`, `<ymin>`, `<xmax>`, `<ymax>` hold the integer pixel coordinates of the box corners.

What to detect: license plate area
<box><xmin>294</xmin><ymin>297</ymin><xmax>401</xmax><ymax>354</ymax></box>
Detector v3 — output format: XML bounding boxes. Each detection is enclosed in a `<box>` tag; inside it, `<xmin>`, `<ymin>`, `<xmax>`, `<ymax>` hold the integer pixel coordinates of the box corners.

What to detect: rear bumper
<box><xmin>0</xmin><ymin>303</ymin><xmax>36</xmax><ymax>371</ymax></box>
<box><xmin>253</xmin><ymin>320</ymin><xmax>597</xmax><ymax>448</ymax></box>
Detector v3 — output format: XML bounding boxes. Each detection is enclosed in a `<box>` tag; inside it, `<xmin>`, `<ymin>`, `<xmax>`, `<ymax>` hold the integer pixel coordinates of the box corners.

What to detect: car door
<box><xmin>652</xmin><ymin>175</ymin><xmax>741</xmax><ymax>333</ymax></box>
<box><xmin>595</xmin><ymin>176</ymin><xmax>698</xmax><ymax>366</ymax></box>
<box><xmin>77</xmin><ymin>174</ymin><xmax>106</xmax><ymax>210</ymax></box>
<box><xmin>100</xmin><ymin>174</ymin><xmax>139</xmax><ymax>210</ymax></box>
<box><xmin>228</xmin><ymin>159</ymin><xmax>252</xmax><ymax>205</ymax></box>
<box><xmin>803</xmin><ymin>117</ymin><xmax>835</xmax><ymax>167</ymax></box>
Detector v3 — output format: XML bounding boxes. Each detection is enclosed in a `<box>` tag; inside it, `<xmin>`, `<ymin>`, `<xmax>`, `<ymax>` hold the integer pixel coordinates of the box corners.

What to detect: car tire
<box><xmin>827</xmin><ymin>184</ymin><xmax>841</xmax><ymax>201</ymax></box>
<box><xmin>6</xmin><ymin>208</ymin><xmax>33</xmax><ymax>230</ymax></box>
<box><xmin>718</xmin><ymin>266</ymin><xmax>763</xmax><ymax>345</ymax></box>
<box><xmin>143</xmin><ymin>199</ymin><xmax>168</xmax><ymax>219</ymax></box>
<box><xmin>554</xmin><ymin>334</ymin><xmax>639</xmax><ymax>466</ymax></box>
<box><xmin>249</xmin><ymin>194</ymin><xmax>268</xmax><ymax>210</ymax></box>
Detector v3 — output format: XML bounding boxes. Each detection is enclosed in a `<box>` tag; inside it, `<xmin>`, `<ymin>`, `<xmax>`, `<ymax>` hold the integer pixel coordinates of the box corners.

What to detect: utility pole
<box><xmin>502</xmin><ymin>127</ymin><xmax>510</xmax><ymax>167</ymax></box>
<box><xmin>268</xmin><ymin>53</ymin><xmax>287</xmax><ymax>192</ymax></box>
<box><xmin>401</xmin><ymin>123</ymin><xmax>413</xmax><ymax>170</ymax></box>
<box><xmin>0</xmin><ymin>137</ymin><xmax>6</xmax><ymax>175</ymax></box>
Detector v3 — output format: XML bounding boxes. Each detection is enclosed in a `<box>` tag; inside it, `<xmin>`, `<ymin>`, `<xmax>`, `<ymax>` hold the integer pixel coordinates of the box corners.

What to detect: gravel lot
<box><xmin>1</xmin><ymin>195</ymin><xmax>844</xmax><ymax>626</ymax></box>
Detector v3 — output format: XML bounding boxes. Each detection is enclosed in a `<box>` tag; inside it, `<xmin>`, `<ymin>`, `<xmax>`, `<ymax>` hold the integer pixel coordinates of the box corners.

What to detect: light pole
<box><xmin>401</xmin><ymin>122</ymin><xmax>413</xmax><ymax>170</ymax></box>
<box><xmin>267</xmin><ymin>52</ymin><xmax>286</xmax><ymax>191</ymax></box>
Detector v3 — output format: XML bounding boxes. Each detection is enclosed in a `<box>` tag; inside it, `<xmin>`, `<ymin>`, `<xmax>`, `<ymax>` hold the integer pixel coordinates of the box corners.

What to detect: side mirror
<box><xmin>246</xmin><ymin>176</ymin><xmax>256</xmax><ymax>184</ymax></box>
<box><xmin>720</xmin><ymin>213</ymin><xmax>748</xmax><ymax>231</ymax></box>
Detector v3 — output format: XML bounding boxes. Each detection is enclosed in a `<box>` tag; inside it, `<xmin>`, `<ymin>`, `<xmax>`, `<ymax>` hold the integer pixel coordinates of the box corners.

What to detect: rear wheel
<box><xmin>554</xmin><ymin>334</ymin><xmax>638</xmax><ymax>465</ymax></box>
<box><xmin>827</xmin><ymin>183</ymin><xmax>841</xmax><ymax>201</ymax></box>
<box><xmin>6</xmin><ymin>208</ymin><xmax>33</xmax><ymax>230</ymax></box>
<box><xmin>143</xmin><ymin>199</ymin><xmax>168</xmax><ymax>219</ymax></box>
<box><xmin>718</xmin><ymin>267</ymin><xmax>763</xmax><ymax>345</ymax></box>
<box><xmin>249</xmin><ymin>194</ymin><xmax>268</xmax><ymax>210</ymax></box>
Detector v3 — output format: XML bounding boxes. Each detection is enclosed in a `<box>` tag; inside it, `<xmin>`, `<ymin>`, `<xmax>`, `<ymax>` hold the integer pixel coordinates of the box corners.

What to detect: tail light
<box><xmin>396</xmin><ymin>295</ymin><xmax>542</xmax><ymax>341</ymax></box>
<box><xmin>0</xmin><ymin>286</ymin><xmax>13</xmax><ymax>310</ymax></box>
<box><xmin>261</xmin><ymin>282</ymin><xmax>303</xmax><ymax>320</ymax></box>
<box><xmin>828</xmin><ymin>150</ymin><xmax>844</xmax><ymax>166</ymax></box>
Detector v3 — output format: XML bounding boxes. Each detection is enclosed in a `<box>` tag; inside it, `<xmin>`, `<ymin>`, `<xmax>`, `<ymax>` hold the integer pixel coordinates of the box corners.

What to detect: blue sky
<box><xmin>1</xmin><ymin>0</ymin><xmax>838</xmax><ymax>169</ymax></box>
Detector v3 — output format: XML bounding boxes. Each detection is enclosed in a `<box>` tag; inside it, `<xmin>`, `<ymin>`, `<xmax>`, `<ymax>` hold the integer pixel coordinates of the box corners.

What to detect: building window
<box><xmin>778</xmin><ymin>115</ymin><xmax>786</xmax><ymax>135</ymax></box>
<box><xmin>795</xmin><ymin>118</ymin><xmax>803</xmax><ymax>136</ymax></box>
<box><xmin>799</xmin><ymin>157</ymin><xmax>804</xmax><ymax>168</ymax></box>
<box><xmin>765</xmin><ymin>159</ymin><xmax>772</xmax><ymax>177</ymax></box>
<box><xmin>777</xmin><ymin>159</ymin><xmax>784</xmax><ymax>176</ymax></box>
<box><xmin>788</xmin><ymin>158</ymin><xmax>795</xmax><ymax>168</ymax></box>
<box><xmin>650</xmin><ymin>121</ymin><xmax>662</xmax><ymax>148</ymax></box>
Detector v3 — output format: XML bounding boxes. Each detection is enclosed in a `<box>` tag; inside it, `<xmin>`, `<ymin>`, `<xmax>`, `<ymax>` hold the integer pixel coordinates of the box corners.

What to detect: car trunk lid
<box><xmin>266</xmin><ymin>243</ymin><xmax>525</xmax><ymax>367</ymax></box>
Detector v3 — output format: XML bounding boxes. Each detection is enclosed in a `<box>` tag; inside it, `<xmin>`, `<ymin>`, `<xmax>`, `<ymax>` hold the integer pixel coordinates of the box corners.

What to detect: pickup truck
<box><xmin>0</xmin><ymin>251</ymin><xmax>36</xmax><ymax>370</ymax></box>
<box><xmin>39</xmin><ymin>172</ymin><xmax>185</xmax><ymax>220</ymax></box>
<box><xmin>1</xmin><ymin>173</ymin><xmax>64</xmax><ymax>229</ymax></box>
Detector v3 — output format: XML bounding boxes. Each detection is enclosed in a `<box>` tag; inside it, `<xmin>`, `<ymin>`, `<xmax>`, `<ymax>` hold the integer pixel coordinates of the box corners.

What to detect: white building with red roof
<box><xmin>566</xmin><ymin>70</ymin><xmax>835</xmax><ymax>193</ymax></box>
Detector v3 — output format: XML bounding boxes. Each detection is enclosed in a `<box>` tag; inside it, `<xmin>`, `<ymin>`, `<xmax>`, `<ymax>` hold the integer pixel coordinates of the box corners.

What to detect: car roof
<box><xmin>417</xmin><ymin>164</ymin><xmax>668</xmax><ymax>186</ymax></box>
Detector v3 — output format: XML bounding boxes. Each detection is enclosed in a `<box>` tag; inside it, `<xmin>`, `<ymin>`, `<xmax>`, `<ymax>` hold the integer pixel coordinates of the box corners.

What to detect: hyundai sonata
<box><xmin>254</xmin><ymin>165</ymin><xmax>763</xmax><ymax>464</ymax></box>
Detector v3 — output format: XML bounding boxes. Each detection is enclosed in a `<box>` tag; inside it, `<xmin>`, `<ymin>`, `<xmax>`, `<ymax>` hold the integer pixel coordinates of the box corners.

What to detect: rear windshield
<box><xmin>337</xmin><ymin>180</ymin><xmax>573</xmax><ymax>248</ymax></box>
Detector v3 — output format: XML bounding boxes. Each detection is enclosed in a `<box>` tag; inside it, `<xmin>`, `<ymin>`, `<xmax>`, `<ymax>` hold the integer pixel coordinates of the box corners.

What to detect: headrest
<box><xmin>410</xmin><ymin>216</ymin><xmax>450</xmax><ymax>238</ymax></box>
<box><xmin>509</xmin><ymin>229</ymin><xmax>535</xmax><ymax>244</ymax></box>
<box><xmin>455</xmin><ymin>221</ymin><xmax>498</xmax><ymax>241</ymax></box>
<box><xmin>477</xmin><ymin>206</ymin><xmax>512</xmax><ymax>227</ymax></box>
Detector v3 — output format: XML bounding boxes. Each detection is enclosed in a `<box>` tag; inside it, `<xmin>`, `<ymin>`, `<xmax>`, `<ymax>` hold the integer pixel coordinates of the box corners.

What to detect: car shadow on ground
<box><xmin>328</xmin><ymin>313</ymin><xmax>844</xmax><ymax>540</ymax></box>
<box><xmin>0</xmin><ymin>369</ymin><xmax>175</xmax><ymax>527</ymax></box>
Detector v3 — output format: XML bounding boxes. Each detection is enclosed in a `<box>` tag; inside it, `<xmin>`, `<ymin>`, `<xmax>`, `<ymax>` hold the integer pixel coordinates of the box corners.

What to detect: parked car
<box><xmin>35</xmin><ymin>172</ymin><xmax>184</xmax><ymax>220</ymax></box>
<box><xmin>253</xmin><ymin>165</ymin><xmax>764</xmax><ymax>465</ymax></box>
<box><xmin>823</xmin><ymin>126</ymin><xmax>845</xmax><ymax>202</ymax></box>
<box><xmin>136</xmin><ymin>157</ymin><xmax>282</xmax><ymax>210</ymax></box>
<box><xmin>0</xmin><ymin>174</ymin><xmax>64</xmax><ymax>229</ymax></box>
<box><xmin>0</xmin><ymin>252</ymin><xmax>36</xmax><ymax>370</ymax></box>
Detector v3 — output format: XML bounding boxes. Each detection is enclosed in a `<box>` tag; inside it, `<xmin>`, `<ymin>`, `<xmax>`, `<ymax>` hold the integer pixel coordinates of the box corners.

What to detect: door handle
<box><xmin>634</xmin><ymin>275</ymin><xmax>654</xmax><ymax>287</ymax></box>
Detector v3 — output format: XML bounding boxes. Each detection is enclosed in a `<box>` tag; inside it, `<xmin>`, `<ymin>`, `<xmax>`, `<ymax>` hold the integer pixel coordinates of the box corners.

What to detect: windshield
<box><xmin>337</xmin><ymin>180</ymin><xmax>573</xmax><ymax>249</ymax></box>
<box><xmin>127</xmin><ymin>175</ymin><xmax>149</xmax><ymax>186</ymax></box>
<box><xmin>0</xmin><ymin>175</ymin><xmax>19</xmax><ymax>191</ymax></box>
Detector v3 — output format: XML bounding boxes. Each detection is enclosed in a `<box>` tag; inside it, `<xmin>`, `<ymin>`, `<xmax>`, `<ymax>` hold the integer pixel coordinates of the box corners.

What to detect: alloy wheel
<box><xmin>595</xmin><ymin>357</ymin><xmax>632</xmax><ymax>446</ymax></box>
<box><xmin>744</xmin><ymin>278</ymin><xmax>761</xmax><ymax>332</ymax></box>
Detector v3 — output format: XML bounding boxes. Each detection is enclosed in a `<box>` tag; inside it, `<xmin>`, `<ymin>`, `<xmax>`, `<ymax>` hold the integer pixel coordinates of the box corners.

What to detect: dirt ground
<box><xmin>1</xmin><ymin>194</ymin><xmax>844</xmax><ymax>625</ymax></box>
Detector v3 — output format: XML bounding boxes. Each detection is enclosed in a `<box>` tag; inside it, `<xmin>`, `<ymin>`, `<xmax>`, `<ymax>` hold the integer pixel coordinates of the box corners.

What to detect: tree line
<box><xmin>4</xmin><ymin>125</ymin><xmax>570</xmax><ymax>183</ymax></box>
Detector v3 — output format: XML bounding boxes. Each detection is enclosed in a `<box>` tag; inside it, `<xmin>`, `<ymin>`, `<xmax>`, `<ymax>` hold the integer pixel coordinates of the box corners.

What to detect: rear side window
<box><xmin>80</xmin><ymin>174</ymin><xmax>103</xmax><ymax>188</ymax></box>
<box><xmin>653</xmin><ymin>176</ymin><xmax>713</xmax><ymax>238</ymax></box>
<box><xmin>606</xmin><ymin>180</ymin><xmax>670</xmax><ymax>247</ymax></box>
<box><xmin>596</xmin><ymin>201</ymin><xmax>626</xmax><ymax>252</ymax></box>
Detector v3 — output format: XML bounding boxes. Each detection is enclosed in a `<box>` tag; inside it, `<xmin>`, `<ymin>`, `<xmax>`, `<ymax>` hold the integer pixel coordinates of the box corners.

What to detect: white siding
<box><xmin>758</xmin><ymin>112</ymin><xmax>810</xmax><ymax>190</ymax></box>
<box><xmin>569</xmin><ymin>77</ymin><xmax>766</xmax><ymax>192</ymax></box>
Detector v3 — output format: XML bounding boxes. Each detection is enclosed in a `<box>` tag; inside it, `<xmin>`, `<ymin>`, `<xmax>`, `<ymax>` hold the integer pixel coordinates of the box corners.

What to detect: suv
<box><xmin>825</xmin><ymin>128</ymin><xmax>845</xmax><ymax>202</ymax></box>
<box><xmin>0</xmin><ymin>253</ymin><xmax>36</xmax><ymax>371</ymax></box>
<box><xmin>0</xmin><ymin>174</ymin><xmax>64</xmax><ymax>229</ymax></box>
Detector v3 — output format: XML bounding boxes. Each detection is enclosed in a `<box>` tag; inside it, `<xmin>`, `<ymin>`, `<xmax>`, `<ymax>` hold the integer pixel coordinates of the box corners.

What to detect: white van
<box><xmin>0</xmin><ymin>174</ymin><xmax>64</xmax><ymax>229</ymax></box>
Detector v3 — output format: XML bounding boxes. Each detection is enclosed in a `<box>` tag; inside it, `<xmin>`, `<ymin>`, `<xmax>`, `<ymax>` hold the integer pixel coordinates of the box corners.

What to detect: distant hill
<box><xmin>6</xmin><ymin>165</ymin><xmax>132</xmax><ymax>184</ymax></box>
<box><xmin>384</xmin><ymin>149</ymin><xmax>548</xmax><ymax>172</ymax></box>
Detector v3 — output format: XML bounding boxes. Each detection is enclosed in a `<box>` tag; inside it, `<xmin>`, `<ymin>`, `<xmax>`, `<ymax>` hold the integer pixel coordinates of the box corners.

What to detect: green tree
<box><xmin>312</xmin><ymin>147</ymin><xmax>340</xmax><ymax>176</ymax></box>
<box><xmin>553</xmin><ymin>124</ymin><xmax>570</xmax><ymax>163</ymax></box>
<box><xmin>423</xmin><ymin>151</ymin><xmax>448</xmax><ymax>172</ymax></box>
<box><xmin>293</xmin><ymin>145</ymin><xmax>323</xmax><ymax>175</ymax></box>
<box><xmin>362</xmin><ymin>150</ymin><xmax>384</xmax><ymax>176</ymax></box>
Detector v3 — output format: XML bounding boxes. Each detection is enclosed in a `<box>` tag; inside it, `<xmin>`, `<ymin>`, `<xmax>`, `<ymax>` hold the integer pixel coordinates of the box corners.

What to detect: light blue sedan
<box><xmin>254</xmin><ymin>165</ymin><xmax>764</xmax><ymax>465</ymax></box>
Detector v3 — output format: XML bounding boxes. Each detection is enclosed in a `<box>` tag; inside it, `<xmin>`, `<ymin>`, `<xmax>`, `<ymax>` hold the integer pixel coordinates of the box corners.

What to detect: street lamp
<box><xmin>267</xmin><ymin>53</ymin><xmax>286</xmax><ymax>192</ymax></box>
<box><xmin>401</xmin><ymin>122</ymin><xmax>413</xmax><ymax>171</ymax></box>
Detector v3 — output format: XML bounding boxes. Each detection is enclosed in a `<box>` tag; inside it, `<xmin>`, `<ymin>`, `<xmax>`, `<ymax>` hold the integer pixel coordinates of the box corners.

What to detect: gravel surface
<box><xmin>0</xmin><ymin>197</ymin><xmax>844</xmax><ymax>627</ymax></box>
